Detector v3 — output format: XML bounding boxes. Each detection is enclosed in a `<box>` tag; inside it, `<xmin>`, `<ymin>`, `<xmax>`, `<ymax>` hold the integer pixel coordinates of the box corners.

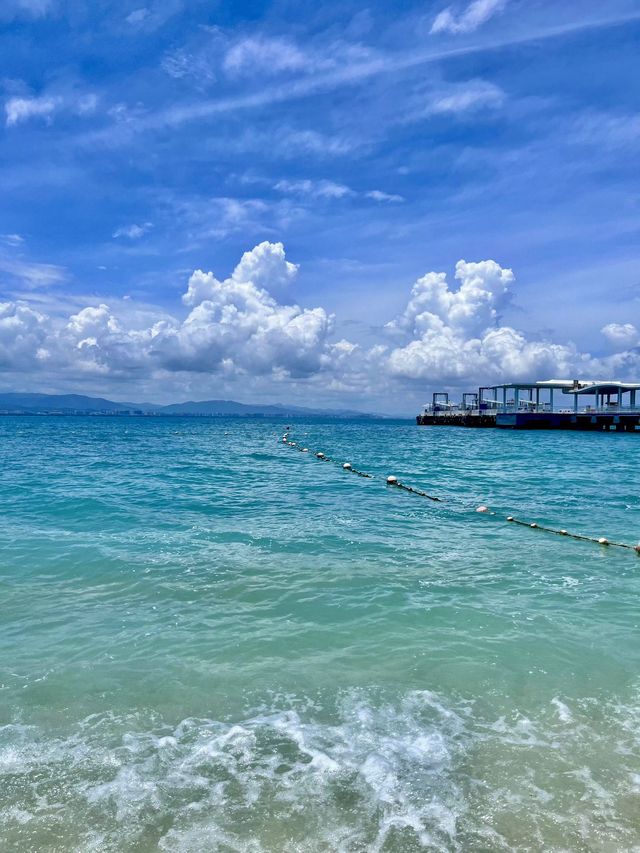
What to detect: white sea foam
<box><xmin>551</xmin><ymin>697</ymin><xmax>573</xmax><ymax>723</ymax></box>
<box><xmin>0</xmin><ymin>691</ymin><xmax>467</xmax><ymax>852</ymax></box>
<box><xmin>2</xmin><ymin>688</ymin><xmax>640</xmax><ymax>851</ymax></box>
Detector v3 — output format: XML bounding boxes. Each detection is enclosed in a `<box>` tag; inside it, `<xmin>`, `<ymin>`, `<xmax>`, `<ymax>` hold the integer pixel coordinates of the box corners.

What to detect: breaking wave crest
<box><xmin>0</xmin><ymin>690</ymin><xmax>468</xmax><ymax>853</ymax></box>
<box><xmin>2</xmin><ymin>687</ymin><xmax>640</xmax><ymax>852</ymax></box>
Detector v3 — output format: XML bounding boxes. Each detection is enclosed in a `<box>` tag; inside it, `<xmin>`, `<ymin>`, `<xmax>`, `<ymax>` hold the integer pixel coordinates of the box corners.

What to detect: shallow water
<box><xmin>1</xmin><ymin>416</ymin><xmax>639</xmax><ymax>852</ymax></box>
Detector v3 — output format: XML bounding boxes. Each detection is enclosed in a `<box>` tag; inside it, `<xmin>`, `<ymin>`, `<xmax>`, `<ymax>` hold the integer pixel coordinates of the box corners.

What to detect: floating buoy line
<box><xmin>386</xmin><ymin>474</ymin><xmax>443</xmax><ymax>502</ymax></box>
<box><xmin>342</xmin><ymin>462</ymin><xmax>372</xmax><ymax>478</ymax></box>
<box><xmin>279</xmin><ymin>431</ymin><xmax>640</xmax><ymax>556</ymax></box>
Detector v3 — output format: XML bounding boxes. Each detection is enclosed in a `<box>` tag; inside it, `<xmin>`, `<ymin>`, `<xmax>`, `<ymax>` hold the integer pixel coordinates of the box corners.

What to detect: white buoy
<box><xmin>506</xmin><ymin>516</ymin><xmax>514</xmax><ymax>522</ymax></box>
<box><xmin>634</xmin><ymin>544</ymin><xmax>640</xmax><ymax>555</ymax></box>
<box><xmin>387</xmin><ymin>475</ymin><xmax>398</xmax><ymax>485</ymax></box>
<box><xmin>302</xmin><ymin>448</ymin><xmax>308</xmax><ymax>452</ymax></box>
<box><xmin>343</xmin><ymin>462</ymin><xmax>352</xmax><ymax>470</ymax></box>
<box><xmin>560</xmin><ymin>529</ymin><xmax>568</xmax><ymax>536</ymax></box>
<box><xmin>530</xmin><ymin>522</ymin><xmax>538</xmax><ymax>528</ymax></box>
<box><xmin>476</xmin><ymin>505</ymin><xmax>489</xmax><ymax>513</ymax></box>
<box><xmin>316</xmin><ymin>452</ymin><xmax>325</xmax><ymax>458</ymax></box>
<box><xmin>598</xmin><ymin>537</ymin><xmax>609</xmax><ymax>546</ymax></box>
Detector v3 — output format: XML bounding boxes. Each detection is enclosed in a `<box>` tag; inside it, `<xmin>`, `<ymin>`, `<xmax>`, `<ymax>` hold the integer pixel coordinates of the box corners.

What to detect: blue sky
<box><xmin>1</xmin><ymin>0</ymin><xmax>639</xmax><ymax>412</ymax></box>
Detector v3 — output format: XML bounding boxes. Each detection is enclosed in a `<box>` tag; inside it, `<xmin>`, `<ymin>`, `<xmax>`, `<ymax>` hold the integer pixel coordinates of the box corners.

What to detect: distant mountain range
<box><xmin>0</xmin><ymin>392</ymin><xmax>380</xmax><ymax>419</ymax></box>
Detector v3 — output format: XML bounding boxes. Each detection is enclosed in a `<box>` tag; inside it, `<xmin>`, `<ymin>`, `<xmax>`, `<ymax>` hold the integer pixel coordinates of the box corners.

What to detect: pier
<box><xmin>416</xmin><ymin>380</ymin><xmax>640</xmax><ymax>431</ymax></box>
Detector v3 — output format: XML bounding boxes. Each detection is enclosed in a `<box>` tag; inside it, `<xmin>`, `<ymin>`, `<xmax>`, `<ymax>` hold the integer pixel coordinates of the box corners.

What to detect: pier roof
<box><xmin>564</xmin><ymin>381</ymin><xmax>640</xmax><ymax>395</ymax></box>
<box><xmin>490</xmin><ymin>379</ymin><xmax>640</xmax><ymax>393</ymax></box>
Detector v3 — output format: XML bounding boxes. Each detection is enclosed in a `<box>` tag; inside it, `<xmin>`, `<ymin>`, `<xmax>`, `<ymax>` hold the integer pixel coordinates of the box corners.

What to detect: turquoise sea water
<box><xmin>1</xmin><ymin>416</ymin><xmax>639</xmax><ymax>852</ymax></box>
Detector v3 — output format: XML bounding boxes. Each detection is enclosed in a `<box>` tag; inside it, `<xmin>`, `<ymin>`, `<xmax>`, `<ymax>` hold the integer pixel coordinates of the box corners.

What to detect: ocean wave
<box><xmin>0</xmin><ymin>690</ymin><xmax>466</xmax><ymax>852</ymax></box>
<box><xmin>2</xmin><ymin>687</ymin><xmax>640</xmax><ymax>852</ymax></box>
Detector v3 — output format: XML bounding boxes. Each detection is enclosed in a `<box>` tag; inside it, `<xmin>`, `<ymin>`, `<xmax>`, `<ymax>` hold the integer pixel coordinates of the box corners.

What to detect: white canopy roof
<box><xmin>491</xmin><ymin>379</ymin><xmax>640</xmax><ymax>392</ymax></box>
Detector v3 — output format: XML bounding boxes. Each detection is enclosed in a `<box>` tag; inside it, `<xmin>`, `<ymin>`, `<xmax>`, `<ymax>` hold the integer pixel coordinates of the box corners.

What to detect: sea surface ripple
<box><xmin>1</xmin><ymin>416</ymin><xmax>639</xmax><ymax>852</ymax></box>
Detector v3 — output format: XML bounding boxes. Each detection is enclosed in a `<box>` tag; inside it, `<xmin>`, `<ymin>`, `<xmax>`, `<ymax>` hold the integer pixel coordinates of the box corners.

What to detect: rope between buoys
<box><xmin>284</xmin><ymin>436</ymin><xmax>442</xmax><ymax>497</ymax></box>
<box><xmin>342</xmin><ymin>462</ymin><xmax>372</xmax><ymax>478</ymax></box>
<box><xmin>385</xmin><ymin>475</ymin><xmax>443</xmax><ymax>502</ymax></box>
<box><xmin>278</xmin><ymin>432</ymin><xmax>639</xmax><ymax>555</ymax></box>
<box><xmin>503</xmin><ymin>515</ymin><xmax>638</xmax><ymax>552</ymax></box>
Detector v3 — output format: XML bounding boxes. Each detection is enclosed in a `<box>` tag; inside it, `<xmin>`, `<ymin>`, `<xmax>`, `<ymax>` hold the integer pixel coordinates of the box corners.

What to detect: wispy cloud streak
<box><xmin>78</xmin><ymin>12</ymin><xmax>640</xmax><ymax>146</ymax></box>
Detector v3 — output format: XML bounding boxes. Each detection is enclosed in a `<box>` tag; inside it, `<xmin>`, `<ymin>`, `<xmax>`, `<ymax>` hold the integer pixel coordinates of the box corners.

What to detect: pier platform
<box><xmin>496</xmin><ymin>412</ymin><xmax>640</xmax><ymax>431</ymax></box>
<box><xmin>417</xmin><ymin>380</ymin><xmax>640</xmax><ymax>432</ymax></box>
<box><xmin>416</xmin><ymin>411</ymin><xmax>640</xmax><ymax>431</ymax></box>
<box><xmin>416</xmin><ymin>413</ymin><xmax>496</xmax><ymax>427</ymax></box>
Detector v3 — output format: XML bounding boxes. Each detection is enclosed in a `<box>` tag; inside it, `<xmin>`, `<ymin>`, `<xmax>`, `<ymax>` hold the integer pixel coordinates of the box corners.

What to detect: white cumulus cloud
<box><xmin>223</xmin><ymin>36</ymin><xmax>311</xmax><ymax>77</ymax></box>
<box><xmin>274</xmin><ymin>179</ymin><xmax>353</xmax><ymax>199</ymax></box>
<box><xmin>113</xmin><ymin>222</ymin><xmax>154</xmax><ymax>239</ymax></box>
<box><xmin>2</xmin><ymin>244</ymin><xmax>640</xmax><ymax>404</ymax></box>
<box><xmin>1</xmin><ymin>234</ymin><xmax>25</xmax><ymax>247</ymax></box>
<box><xmin>431</xmin><ymin>0</ymin><xmax>507</xmax><ymax>35</ymax></box>
<box><xmin>163</xmin><ymin>242</ymin><xmax>329</xmax><ymax>376</ymax></box>
<box><xmin>0</xmin><ymin>302</ymin><xmax>49</xmax><ymax>368</ymax></box>
<box><xmin>5</xmin><ymin>96</ymin><xmax>59</xmax><ymax>127</ymax></box>
<box><xmin>365</xmin><ymin>190</ymin><xmax>404</xmax><ymax>202</ymax></box>
<box><xmin>385</xmin><ymin>260</ymin><xmax>593</xmax><ymax>386</ymax></box>
<box><xmin>5</xmin><ymin>91</ymin><xmax>98</xmax><ymax>127</ymax></box>
<box><xmin>601</xmin><ymin>322</ymin><xmax>639</xmax><ymax>349</ymax></box>
<box><xmin>388</xmin><ymin>259</ymin><xmax>514</xmax><ymax>338</ymax></box>
<box><xmin>126</xmin><ymin>8</ymin><xmax>149</xmax><ymax>25</ymax></box>
<box><xmin>0</xmin><ymin>243</ymin><xmax>326</xmax><ymax>382</ymax></box>
<box><xmin>428</xmin><ymin>80</ymin><xmax>505</xmax><ymax>115</ymax></box>
<box><xmin>274</xmin><ymin>181</ymin><xmax>405</xmax><ymax>203</ymax></box>
<box><xmin>182</xmin><ymin>241</ymin><xmax>298</xmax><ymax>306</ymax></box>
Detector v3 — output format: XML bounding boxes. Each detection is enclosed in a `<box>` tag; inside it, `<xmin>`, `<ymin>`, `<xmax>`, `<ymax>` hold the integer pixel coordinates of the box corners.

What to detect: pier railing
<box><xmin>423</xmin><ymin>404</ymin><xmax>640</xmax><ymax>416</ymax></box>
<box><xmin>496</xmin><ymin>404</ymin><xmax>640</xmax><ymax>415</ymax></box>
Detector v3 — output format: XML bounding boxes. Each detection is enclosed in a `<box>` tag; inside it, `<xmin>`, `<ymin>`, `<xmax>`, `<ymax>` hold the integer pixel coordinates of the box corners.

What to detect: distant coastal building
<box><xmin>417</xmin><ymin>379</ymin><xmax>640</xmax><ymax>431</ymax></box>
